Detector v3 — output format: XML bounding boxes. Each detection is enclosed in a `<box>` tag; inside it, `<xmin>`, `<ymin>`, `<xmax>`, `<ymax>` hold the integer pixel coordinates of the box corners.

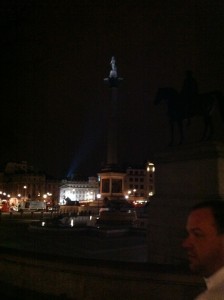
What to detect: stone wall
<box><xmin>0</xmin><ymin>248</ymin><xmax>204</xmax><ymax>300</ymax></box>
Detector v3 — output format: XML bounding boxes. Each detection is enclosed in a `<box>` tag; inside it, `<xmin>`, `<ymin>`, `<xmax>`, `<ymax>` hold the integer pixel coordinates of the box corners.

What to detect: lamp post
<box><xmin>23</xmin><ymin>185</ymin><xmax>27</xmax><ymax>201</ymax></box>
<box><xmin>97</xmin><ymin>194</ymin><xmax>101</xmax><ymax>215</ymax></box>
<box><xmin>17</xmin><ymin>194</ymin><xmax>21</xmax><ymax>206</ymax></box>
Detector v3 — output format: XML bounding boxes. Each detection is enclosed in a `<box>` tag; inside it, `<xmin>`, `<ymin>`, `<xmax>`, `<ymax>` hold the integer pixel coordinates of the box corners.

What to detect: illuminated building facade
<box><xmin>123</xmin><ymin>162</ymin><xmax>155</xmax><ymax>203</ymax></box>
<box><xmin>0</xmin><ymin>161</ymin><xmax>60</xmax><ymax>207</ymax></box>
<box><xmin>59</xmin><ymin>177</ymin><xmax>99</xmax><ymax>205</ymax></box>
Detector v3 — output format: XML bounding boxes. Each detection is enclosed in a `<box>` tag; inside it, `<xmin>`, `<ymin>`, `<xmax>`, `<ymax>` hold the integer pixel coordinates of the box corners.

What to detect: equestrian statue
<box><xmin>154</xmin><ymin>71</ymin><xmax>224</xmax><ymax>146</ymax></box>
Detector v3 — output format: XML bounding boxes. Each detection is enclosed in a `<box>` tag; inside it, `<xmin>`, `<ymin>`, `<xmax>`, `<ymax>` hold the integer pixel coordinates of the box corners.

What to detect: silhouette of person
<box><xmin>181</xmin><ymin>70</ymin><xmax>198</xmax><ymax>120</ymax></box>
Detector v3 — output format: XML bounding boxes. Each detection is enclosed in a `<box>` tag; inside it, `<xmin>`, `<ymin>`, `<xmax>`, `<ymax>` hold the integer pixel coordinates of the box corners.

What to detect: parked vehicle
<box><xmin>18</xmin><ymin>201</ymin><xmax>46</xmax><ymax>211</ymax></box>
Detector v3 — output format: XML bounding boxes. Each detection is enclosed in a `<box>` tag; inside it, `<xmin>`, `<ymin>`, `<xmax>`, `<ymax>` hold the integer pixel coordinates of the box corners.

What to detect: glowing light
<box><xmin>147</xmin><ymin>162</ymin><xmax>155</xmax><ymax>172</ymax></box>
<box><xmin>41</xmin><ymin>221</ymin><xmax>45</xmax><ymax>227</ymax></box>
<box><xmin>70</xmin><ymin>219</ymin><xmax>74</xmax><ymax>227</ymax></box>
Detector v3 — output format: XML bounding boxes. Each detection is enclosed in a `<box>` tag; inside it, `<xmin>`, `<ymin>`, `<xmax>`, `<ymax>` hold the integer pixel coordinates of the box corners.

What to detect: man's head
<box><xmin>182</xmin><ymin>200</ymin><xmax>224</xmax><ymax>277</ymax></box>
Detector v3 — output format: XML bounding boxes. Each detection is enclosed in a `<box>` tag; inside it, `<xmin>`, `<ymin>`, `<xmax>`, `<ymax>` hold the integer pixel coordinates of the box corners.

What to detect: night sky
<box><xmin>0</xmin><ymin>0</ymin><xmax>224</xmax><ymax>178</ymax></box>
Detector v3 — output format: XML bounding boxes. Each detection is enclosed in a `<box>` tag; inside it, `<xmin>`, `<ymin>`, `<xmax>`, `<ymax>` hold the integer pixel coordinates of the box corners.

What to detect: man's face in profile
<box><xmin>182</xmin><ymin>208</ymin><xmax>224</xmax><ymax>277</ymax></box>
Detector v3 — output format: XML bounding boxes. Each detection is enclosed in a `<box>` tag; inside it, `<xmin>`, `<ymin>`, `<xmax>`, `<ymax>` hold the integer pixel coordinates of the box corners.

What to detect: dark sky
<box><xmin>0</xmin><ymin>0</ymin><xmax>224</xmax><ymax>178</ymax></box>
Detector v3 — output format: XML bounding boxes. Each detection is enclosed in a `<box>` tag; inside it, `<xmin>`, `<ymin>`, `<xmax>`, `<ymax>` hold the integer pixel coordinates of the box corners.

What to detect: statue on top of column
<box><xmin>109</xmin><ymin>56</ymin><xmax>117</xmax><ymax>78</ymax></box>
<box><xmin>104</xmin><ymin>56</ymin><xmax>123</xmax><ymax>87</ymax></box>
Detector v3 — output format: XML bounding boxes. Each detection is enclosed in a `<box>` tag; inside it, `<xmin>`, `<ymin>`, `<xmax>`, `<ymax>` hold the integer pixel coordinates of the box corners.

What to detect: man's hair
<box><xmin>191</xmin><ymin>200</ymin><xmax>224</xmax><ymax>234</ymax></box>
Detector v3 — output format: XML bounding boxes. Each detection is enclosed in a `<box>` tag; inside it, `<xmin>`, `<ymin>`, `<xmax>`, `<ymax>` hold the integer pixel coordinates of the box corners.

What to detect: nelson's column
<box><xmin>98</xmin><ymin>57</ymin><xmax>126</xmax><ymax>202</ymax></box>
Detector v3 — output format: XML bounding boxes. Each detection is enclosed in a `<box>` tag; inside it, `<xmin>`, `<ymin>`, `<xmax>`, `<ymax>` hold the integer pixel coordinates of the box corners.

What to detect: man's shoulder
<box><xmin>196</xmin><ymin>284</ymin><xmax>224</xmax><ymax>300</ymax></box>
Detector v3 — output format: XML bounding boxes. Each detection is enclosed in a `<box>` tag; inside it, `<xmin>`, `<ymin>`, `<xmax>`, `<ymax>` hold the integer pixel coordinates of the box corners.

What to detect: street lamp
<box><xmin>23</xmin><ymin>186</ymin><xmax>27</xmax><ymax>201</ymax></box>
<box><xmin>97</xmin><ymin>194</ymin><xmax>101</xmax><ymax>215</ymax></box>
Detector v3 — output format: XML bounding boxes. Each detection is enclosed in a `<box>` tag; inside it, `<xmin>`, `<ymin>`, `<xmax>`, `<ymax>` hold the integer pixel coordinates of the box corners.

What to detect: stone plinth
<box><xmin>148</xmin><ymin>141</ymin><xmax>224</xmax><ymax>265</ymax></box>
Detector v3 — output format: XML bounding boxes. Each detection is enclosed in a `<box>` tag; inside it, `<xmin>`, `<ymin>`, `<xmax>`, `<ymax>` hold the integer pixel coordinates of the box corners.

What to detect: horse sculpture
<box><xmin>154</xmin><ymin>87</ymin><xmax>224</xmax><ymax>146</ymax></box>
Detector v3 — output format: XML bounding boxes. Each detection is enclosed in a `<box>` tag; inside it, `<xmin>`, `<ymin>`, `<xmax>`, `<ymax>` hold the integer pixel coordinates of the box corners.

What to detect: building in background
<box><xmin>97</xmin><ymin>161</ymin><xmax>155</xmax><ymax>205</ymax></box>
<box><xmin>59</xmin><ymin>162</ymin><xmax>155</xmax><ymax>208</ymax></box>
<box><xmin>124</xmin><ymin>162</ymin><xmax>155</xmax><ymax>204</ymax></box>
<box><xmin>0</xmin><ymin>161</ymin><xmax>60</xmax><ymax>209</ymax></box>
<box><xmin>0</xmin><ymin>158</ymin><xmax>155</xmax><ymax>211</ymax></box>
<box><xmin>59</xmin><ymin>177</ymin><xmax>99</xmax><ymax>205</ymax></box>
